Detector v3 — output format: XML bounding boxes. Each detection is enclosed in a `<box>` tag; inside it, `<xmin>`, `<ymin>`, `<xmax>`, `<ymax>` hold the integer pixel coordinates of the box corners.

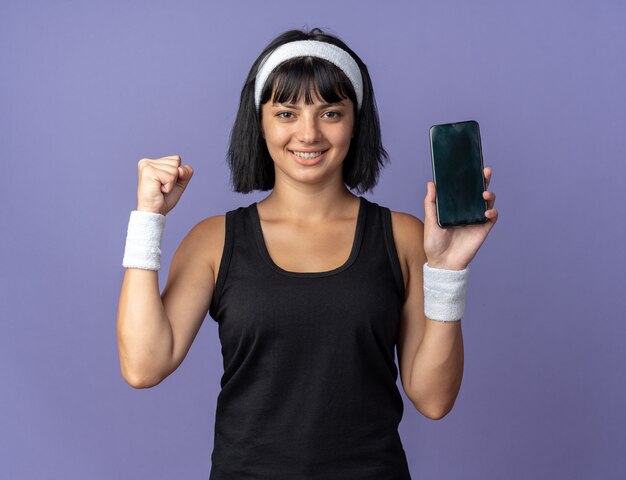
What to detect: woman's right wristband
<box><xmin>423</xmin><ymin>262</ymin><xmax>469</xmax><ymax>322</ymax></box>
<box><xmin>122</xmin><ymin>210</ymin><xmax>166</xmax><ymax>271</ymax></box>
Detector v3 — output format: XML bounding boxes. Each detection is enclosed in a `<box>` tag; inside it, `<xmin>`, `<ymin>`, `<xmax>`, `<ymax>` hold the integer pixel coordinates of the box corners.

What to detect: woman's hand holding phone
<box><xmin>423</xmin><ymin>167</ymin><xmax>498</xmax><ymax>270</ymax></box>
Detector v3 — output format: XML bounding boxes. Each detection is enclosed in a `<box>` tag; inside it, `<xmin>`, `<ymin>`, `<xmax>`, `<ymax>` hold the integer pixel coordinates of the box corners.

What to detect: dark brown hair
<box><xmin>227</xmin><ymin>27</ymin><xmax>388</xmax><ymax>194</ymax></box>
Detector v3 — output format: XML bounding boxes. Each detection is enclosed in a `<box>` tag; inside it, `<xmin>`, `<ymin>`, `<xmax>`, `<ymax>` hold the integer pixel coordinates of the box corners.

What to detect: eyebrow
<box><xmin>271</xmin><ymin>101</ymin><xmax>346</xmax><ymax>109</ymax></box>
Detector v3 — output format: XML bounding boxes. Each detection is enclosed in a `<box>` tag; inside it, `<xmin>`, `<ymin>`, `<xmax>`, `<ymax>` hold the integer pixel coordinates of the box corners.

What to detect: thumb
<box><xmin>424</xmin><ymin>181</ymin><xmax>439</xmax><ymax>226</ymax></box>
<box><xmin>177</xmin><ymin>165</ymin><xmax>194</xmax><ymax>186</ymax></box>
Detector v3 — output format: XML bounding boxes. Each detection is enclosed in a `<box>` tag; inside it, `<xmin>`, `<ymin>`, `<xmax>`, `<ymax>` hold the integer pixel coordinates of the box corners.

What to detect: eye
<box><xmin>276</xmin><ymin>111</ymin><xmax>294</xmax><ymax>119</ymax></box>
<box><xmin>322</xmin><ymin>111</ymin><xmax>342</xmax><ymax>119</ymax></box>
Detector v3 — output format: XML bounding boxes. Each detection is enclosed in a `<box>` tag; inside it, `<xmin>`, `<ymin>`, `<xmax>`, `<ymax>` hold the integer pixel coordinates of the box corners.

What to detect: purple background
<box><xmin>2</xmin><ymin>0</ymin><xmax>625</xmax><ymax>478</ymax></box>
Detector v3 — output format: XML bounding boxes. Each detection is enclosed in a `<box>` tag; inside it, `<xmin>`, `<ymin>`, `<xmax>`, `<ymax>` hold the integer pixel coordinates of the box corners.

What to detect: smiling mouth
<box><xmin>289</xmin><ymin>149</ymin><xmax>328</xmax><ymax>159</ymax></box>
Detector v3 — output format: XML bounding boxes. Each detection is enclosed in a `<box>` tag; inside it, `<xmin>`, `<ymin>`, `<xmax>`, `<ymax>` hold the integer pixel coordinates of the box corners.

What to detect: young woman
<box><xmin>117</xmin><ymin>27</ymin><xmax>498</xmax><ymax>479</ymax></box>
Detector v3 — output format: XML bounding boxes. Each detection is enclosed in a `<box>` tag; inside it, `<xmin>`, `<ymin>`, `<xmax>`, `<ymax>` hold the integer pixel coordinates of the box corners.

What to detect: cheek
<box><xmin>338</xmin><ymin>116</ymin><xmax>355</xmax><ymax>144</ymax></box>
<box><xmin>264</xmin><ymin>125</ymin><xmax>290</xmax><ymax>147</ymax></box>
<box><xmin>332</xmin><ymin>125</ymin><xmax>355</xmax><ymax>147</ymax></box>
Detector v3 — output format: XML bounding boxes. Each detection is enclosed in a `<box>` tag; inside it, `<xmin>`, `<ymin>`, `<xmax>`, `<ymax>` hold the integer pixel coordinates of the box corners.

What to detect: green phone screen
<box><xmin>429</xmin><ymin>120</ymin><xmax>488</xmax><ymax>227</ymax></box>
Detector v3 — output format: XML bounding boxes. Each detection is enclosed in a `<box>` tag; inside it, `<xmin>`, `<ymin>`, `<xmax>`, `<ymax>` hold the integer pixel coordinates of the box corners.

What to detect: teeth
<box><xmin>292</xmin><ymin>151</ymin><xmax>323</xmax><ymax>159</ymax></box>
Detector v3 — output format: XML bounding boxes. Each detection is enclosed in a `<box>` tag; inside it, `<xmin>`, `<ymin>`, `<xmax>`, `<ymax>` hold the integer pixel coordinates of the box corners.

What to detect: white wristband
<box><xmin>122</xmin><ymin>210</ymin><xmax>166</xmax><ymax>271</ymax></box>
<box><xmin>423</xmin><ymin>262</ymin><xmax>469</xmax><ymax>322</ymax></box>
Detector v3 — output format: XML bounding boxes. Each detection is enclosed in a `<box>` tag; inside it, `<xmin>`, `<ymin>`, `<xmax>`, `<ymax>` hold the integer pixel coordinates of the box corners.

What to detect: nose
<box><xmin>296</xmin><ymin>113</ymin><xmax>322</xmax><ymax>144</ymax></box>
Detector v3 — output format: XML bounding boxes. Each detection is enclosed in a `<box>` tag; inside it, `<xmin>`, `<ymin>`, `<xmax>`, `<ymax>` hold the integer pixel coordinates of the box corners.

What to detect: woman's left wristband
<box><xmin>423</xmin><ymin>262</ymin><xmax>469</xmax><ymax>322</ymax></box>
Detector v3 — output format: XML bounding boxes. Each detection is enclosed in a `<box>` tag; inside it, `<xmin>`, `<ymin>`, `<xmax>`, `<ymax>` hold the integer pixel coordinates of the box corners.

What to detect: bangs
<box><xmin>259</xmin><ymin>56</ymin><xmax>355</xmax><ymax>107</ymax></box>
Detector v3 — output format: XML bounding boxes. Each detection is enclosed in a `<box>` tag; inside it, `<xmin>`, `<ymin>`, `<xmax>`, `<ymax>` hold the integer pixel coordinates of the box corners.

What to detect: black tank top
<box><xmin>208</xmin><ymin>195</ymin><xmax>412</xmax><ymax>479</ymax></box>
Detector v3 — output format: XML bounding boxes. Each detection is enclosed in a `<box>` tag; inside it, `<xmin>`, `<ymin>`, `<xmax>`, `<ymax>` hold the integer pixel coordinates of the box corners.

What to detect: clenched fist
<box><xmin>136</xmin><ymin>155</ymin><xmax>194</xmax><ymax>215</ymax></box>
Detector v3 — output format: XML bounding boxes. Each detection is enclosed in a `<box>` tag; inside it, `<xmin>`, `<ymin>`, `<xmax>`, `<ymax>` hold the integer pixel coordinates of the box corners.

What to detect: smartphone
<box><xmin>429</xmin><ymin>120</ymin><xmax>488</xmax><ymax>227</ymax></box>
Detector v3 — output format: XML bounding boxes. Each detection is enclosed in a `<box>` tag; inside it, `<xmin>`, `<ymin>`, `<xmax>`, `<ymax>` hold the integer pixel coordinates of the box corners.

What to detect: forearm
<box><xmin>409</xmin><ymin>319</ymin><xmax>464</xmax><ymax>418</ymax></box>
<box><xmin>117</xmin><ymin>268</ymin><xmax>173</xmax><ymax>387</ymax></box>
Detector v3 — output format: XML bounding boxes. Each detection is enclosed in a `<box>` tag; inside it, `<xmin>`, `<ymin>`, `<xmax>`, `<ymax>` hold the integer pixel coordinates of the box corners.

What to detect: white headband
<box><xmin>254</xmin><ymin>40</ymin><xmax>363</xmax><ymax>111</ymax></box>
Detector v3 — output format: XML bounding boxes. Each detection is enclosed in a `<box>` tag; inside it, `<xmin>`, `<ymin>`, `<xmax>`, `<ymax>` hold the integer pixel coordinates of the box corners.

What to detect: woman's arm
<box><xmin>116</xmin><ymin>216</ymin><xmax>221</xmax><ymax>388</ymax></box>
<box><xmin>117</xmin><ymin>268</ymin><xmax>174</xmax><ymax>388</ymax></box>
<box><xmin>394</xmin><ymin>212</ymin><xmax>464</xmax><ymax>419</ymax></box>
<box><xmin>408</xmin><ymin>319</ymin><xmax>464</xmax><ymax>419</ymax></box>
<box><xmin>403</xmin><ymin>168</ymin><xmax>497</xmax><ymax>416</ymax></box>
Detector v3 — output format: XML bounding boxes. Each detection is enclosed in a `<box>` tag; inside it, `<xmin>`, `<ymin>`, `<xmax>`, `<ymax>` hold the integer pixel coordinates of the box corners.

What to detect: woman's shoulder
<box><xmin>364</xmin><ymin>197</ymin><xmax>424</xmax><ymax>248</ymax></box>
<box><xmin>387</xmin><ymin>209</ymin><xmax>424</xmax><ymax>252</ymax></box>
<box><xmin>388</xmin><ymin>209</ymin><xmax>424</xmax><ymax>233</ymax></box>
<box><xmin>190</xmin><ymin>203</ymin><xmax>253</xmax><ymax>274</ymax></box>
<box><xmin>180</xmin><ymin>213</ymin><xmax>227</xmax><ymax>282</ymax></box>
<box><xmin>386</xmin><ymin>209</ymin><xmax>426</xmax><ymax>285</ymax></box>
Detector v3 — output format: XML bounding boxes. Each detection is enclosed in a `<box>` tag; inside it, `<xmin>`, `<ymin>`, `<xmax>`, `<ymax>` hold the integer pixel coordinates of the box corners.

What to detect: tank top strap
<box><xmin>358</xmin><ymin>197</ymin><xmax>406</xmax><ymax>302</ymax></box>
<box><xmin>209</xmin><ymin>202</ymin><xmax>277</xmax><ymax>319</ymax></box>
<box><xmin>208</xmin><ymin>207</ymin><xmax>237</xmax><ymax>320</ymax></box>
